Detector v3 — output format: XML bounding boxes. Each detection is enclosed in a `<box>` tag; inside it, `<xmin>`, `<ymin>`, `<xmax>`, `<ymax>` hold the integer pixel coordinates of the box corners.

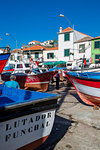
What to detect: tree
<box><xmin>53</xmin><ymin>38</ymin><xmax>58</xmax><ymax>46</ymax></box>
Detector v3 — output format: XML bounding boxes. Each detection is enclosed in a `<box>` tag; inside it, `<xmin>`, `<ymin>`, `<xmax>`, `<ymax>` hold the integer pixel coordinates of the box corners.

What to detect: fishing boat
<box><xmin>1</xmin><ymin>61</ymin><xmax>53</xmax><ymax>92</ymax></box>
<box><xmin>2</xmin><ymin>61</ymin><xmax>15</xmax><ymax>73</ymax></box>
<box><xmin>0</xmin><ymin>77</ymin><xmax>60</xmax><ymax>150</ymax></box>
<box><xmin>0</xmin><ymin>53</ymin><xmax>10</xmax><ymax>74</ymax></box>
<box><xmin>0</xmin><ymin>52</ymin><xmax>60</xmax><ymax>149</ymax></box>
<box><xmin>64</xmin><ymin>71</ymin><xmax>100</xmax><ymax>106</ymax></box>
<box><xmin>49</xmin><ymin>67</ymin><xmax>67</xmax><ymax>81</ymax></box>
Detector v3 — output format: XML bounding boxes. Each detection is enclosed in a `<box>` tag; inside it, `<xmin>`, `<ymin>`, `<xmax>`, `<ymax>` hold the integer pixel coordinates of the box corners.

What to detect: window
<box><xmin>94</xmin><ymin>41</ymin><xmax>100</xmax><ymax>49</ymax></box>
<box><xmin>25</xmin><ymin>64</ymin><xmax>30</xmax><ymax>68</ymax></box>
<box><xmin>17</xmin><ymin>56</ymin><xmax>20</xmax><ymax>60</ymax></box>
<box><xmin>95</xmin><ymin>54</ymin><xmax>100</xmax><ymax>64</ymax></box>
<box><xmin>27</xmin><ymin>52</ymin><xmax>30</xmax><ymax>59</ymax></box>
<box><xmin>64</xmin><ymin>49</ymin><xmax>69</xmax><ymax>56</ymax></box>
<box><xmin>10</xmin><ymin>55</ymin><xmax>15</xmax><ymax>60</ymax></box>
<box><xmin>17</xmin><ymin>64</ymin><xmax>23</xmax><ymax>68</ymax></box>
<box><xmin>47</xmin><ymin>53</ymin><xmax>54</xmax><ymax>59</ymax></box>
<box><xmin>35</xmin><ymin>52</ymin><xmax>39</xmax><ymax>59</ymax></box>
<box><xmin>79</xmin><ymin>44</ymin><xmax>85</xmax><ymax>53</ymax></box>
<box><xmin>64</xmin><ymin>33</ymin><xmax>70</xmax><ymax>41</ymax></box>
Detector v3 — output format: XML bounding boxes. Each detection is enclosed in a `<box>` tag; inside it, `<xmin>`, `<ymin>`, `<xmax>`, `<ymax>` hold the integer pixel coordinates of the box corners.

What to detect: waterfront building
<box><xmin>91</xmin><ymin>36</ymin><xmax>100</xmax><ymax>64</ymax></box>
<box><xmin>43</xmin><ymin>47</ymin><xmax>58</xmax><ymax>62</ymax></box>
<box><xmin>58</xmin><ymin>27</ymin><xmax>91</xmax><ymax>62</ymax></box>
<box><xmin>22</xmin><ymin>45</ymin><xmax>46</xmax><ymax>62</ymax></box>
<box><xmin>74</xmin><ymin>36</ymin><xmax>92</xmax><ymax>61</ymax></box>
<box><xmin>9</xmin><ymin>49</ymin><xmax>22</xmax><ymax>62</ymax></box>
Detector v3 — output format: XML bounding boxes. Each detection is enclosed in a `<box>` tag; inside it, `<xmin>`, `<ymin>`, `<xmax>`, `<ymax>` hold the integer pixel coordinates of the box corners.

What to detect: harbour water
<box><xmin>35</xmin><ymin>81</ymin><xmax>100</xmax><ymax>150</ymax></box>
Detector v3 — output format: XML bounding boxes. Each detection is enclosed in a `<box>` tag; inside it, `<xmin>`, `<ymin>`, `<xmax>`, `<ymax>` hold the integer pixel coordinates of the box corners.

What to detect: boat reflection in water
<box><xmin>0</xmin><ymin>84</ymin><xmax>60</xmax><ymax>150</ymax></box>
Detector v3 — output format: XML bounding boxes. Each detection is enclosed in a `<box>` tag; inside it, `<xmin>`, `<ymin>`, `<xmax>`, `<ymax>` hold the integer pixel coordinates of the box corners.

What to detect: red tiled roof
<box><xmin>92</xmin><ymin>36</ymin><xmax>100</xmax><ymax>40</ymax></box>
<box><xmin>0</xmin><ymin>48</ymin><xmax>6</xmax><ymax>52</ymax></box>
<box><xmin>29</xmin><ymin>40</ymin><xmax>40</xmax><ymax>43</ymax></box>
<box><xmin>62</xmin><ymin>27</ymin><xmax>91</xmax><ymax>37</ymax></box>
<box><xmin>62</xmin><ymin>27</ymin><xmax>73</xmax><ymax>32</ymax></box>
<box><xmin>23</xmin><ymin>45</ymin><xmax>47</xmax><ymax>51</ymax></box>
<box><xmin>46</xmin><ymin>47</ymin><xmax>58</xmax><ymax>50</ymax></box>
<box><xmin>12</xmin><ymin>49</ymin><xmax>21</xmax><ymax>53</ymax></box>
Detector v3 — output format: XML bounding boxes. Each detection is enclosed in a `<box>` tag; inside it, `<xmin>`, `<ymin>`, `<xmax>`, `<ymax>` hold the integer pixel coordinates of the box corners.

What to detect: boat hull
<box><xmin>17</xmin><ymin>135</ymin><xmax>49</xmax><ymax>150</ymax></box>
<box><xmin>0</xmin><ymin>53</ymin><xmax>10</xmax><ymax>74</ymax></box>
<box><xmin>0</xmin><ymin>109</ymin><xmax>56</xmax><ymax>150</ymax></box>
<box><xmin>1</xmin><ymin>71</ymin><xmax>53</xmax><ymax>92</ymax></box>
<box><xmin>65</xmin><ymin>72</ymin><xmax>100</xmax><ymax>106</ymax></box>
<box><xmin>0</xmin><ymin>84</ymin><xmax>60</xmax><ymax>150</ymax></box>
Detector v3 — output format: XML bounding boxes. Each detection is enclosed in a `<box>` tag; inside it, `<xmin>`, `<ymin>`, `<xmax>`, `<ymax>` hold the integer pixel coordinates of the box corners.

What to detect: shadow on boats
<box><xmin>35</xmin><ymin>115</ymin><xmax>72</xmax><ymax>150</ymax></box>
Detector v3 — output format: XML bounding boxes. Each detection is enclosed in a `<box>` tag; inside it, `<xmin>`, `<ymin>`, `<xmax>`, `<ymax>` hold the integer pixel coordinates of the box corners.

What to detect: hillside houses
<box><xmin>9</xmin><ymin>27</ymin><xmax>100</xmax><ymax>64</ymax></box>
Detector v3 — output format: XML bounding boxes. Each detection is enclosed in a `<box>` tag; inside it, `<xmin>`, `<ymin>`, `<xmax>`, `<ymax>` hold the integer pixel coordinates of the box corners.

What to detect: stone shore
<box><xmin>36</xmin><ymin>81</ymin><xmax>100</xmax><ymax>150</ymax></box>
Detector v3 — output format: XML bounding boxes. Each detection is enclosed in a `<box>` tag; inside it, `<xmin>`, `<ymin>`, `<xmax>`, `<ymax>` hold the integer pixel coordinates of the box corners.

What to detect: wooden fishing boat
<box><xmin>64</xmin><ymin>71</ymin><xmax>100</xmax><ymax>106</ymax></box>
<box><xmin>0</xmin><ymin>53</ymin><xmax>60</xmax><ymax>149</ymax></box>
<box><xmin>0</xmin><ymin>53</ymin><xmax>10</xmax><ymax>74</ymax></box>
<box><xmin>0</xmin><ymin>83</ymin><xmax>60</xmax><ymax>150</ymax></box>
<box><xmin>1</xmin><ymin>62</ymin><xmax>53</xmax><ymax>92</ymax></box>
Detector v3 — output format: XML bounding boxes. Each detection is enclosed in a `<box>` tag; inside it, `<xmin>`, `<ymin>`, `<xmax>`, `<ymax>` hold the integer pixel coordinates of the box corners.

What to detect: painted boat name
<box><xmin>5</xmin><ymin>112</ymin><xmax>52</xmax><ymax>142</ymax></box>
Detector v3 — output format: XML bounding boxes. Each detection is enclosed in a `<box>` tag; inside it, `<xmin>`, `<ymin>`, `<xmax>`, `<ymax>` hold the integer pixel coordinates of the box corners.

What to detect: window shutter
<box><xmin>95</xmin><ymin>41</ymin><xmax>100</xmax><ymax>49</ymax></box>
<box><xmin>64</xmin><ymin>49</ymin><xmax>69</xmax><ymax>56</ymax></box>
<box><xmin>64</xmin><ymin>33</ymin><xmax>69</xmax><ymax>41</ymax></box>
<box><xmin>52</xmin><ymin>53</ymin><xmax>54</xmax><ymax>58</ymax></box>
<box><xmin>47</xmin><ymin>53</ymin><xmax>49</xmax><ymax>59</ymax></box>
<box><xmin>64</xmin><ymin>50</ymin><xmax>66</xmax><ymax>56</ymax></box>
<box><xmin>35</xmin><ymin>53</ymin><xmax>39</xmax><ymax>58</ymax></box>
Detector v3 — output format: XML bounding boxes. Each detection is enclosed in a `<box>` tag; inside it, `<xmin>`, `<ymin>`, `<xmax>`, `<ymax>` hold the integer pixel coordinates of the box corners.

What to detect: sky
<box><xmin>0</xmin><ymin>0</ymin><xmax>100</xmax><ymax>50</ymax></box>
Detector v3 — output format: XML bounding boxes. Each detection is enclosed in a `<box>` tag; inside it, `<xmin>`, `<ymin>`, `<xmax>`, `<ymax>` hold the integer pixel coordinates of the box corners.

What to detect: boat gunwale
<box><xmin>0</xmin><ymin>95</ymin><xmax>61</xmax><ymax>110</ymax></box>
<box><xmin>0</xmin><ymin>102</ymin><xmax>59</xmax><ymax>123</ymax></box>
<box><xmin>65</xmin><ymin>72</ymin><xmax>100</xmax><ymax>82</ymax></box>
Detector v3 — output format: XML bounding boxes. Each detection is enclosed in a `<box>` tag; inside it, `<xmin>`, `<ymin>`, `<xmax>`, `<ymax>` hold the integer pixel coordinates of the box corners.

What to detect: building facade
<box><xmin>91</xmin><ymin>36</ymin><xmax>100</xmax><ymax>64</ymax></box>
<box><xmin>43</xmin><ymin>47</ymin><xmax>58</xmax><ymax>62</ymax></box>
<box><xmin>23</xmin><ymin>45</ymin><xmax>46</xmax><ymax>62</ymax></box>
<box><xmin>74</xmin><ymin>37</ymin><xmax>92</xmax><ymax>61</ymax></box>
<box><xmin>58</xmin><ymin>27</ymin><xmax>91</xmax><ymax>62</ymax></box>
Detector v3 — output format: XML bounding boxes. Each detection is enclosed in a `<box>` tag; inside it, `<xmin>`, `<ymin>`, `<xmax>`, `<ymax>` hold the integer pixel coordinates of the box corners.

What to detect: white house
<box><xmin>28</xmin><ymin>40</ymin><xmax>40</xmax><ymax>45</ymax></box>
<box><xmin>41</xmin><ymin>40</ymin><xmax>54</xmax><ymax>47</ymax></box>
<box><xmin>28</xmin><ymin>40</ymin><xmax>54</xmax><ymax>47</ymax></box>
<box><xmin>0</xmin><ymin>49</ymin><xmax>5</xmax><ymax>53</ymax></box>
<box><xmin>74</xmin><ymin>37</ymin><xmax>92</xmax><ymax>61</ymax></box>
<box><xmin>9</xmin><ymin>49</ymin><xmax>23</xmax><ymax>62</ymax></box>
<box><xmin>58</xmin><ymin>27</ymin><xmax>92</xmax><ymax>62</ymax></box>
<box><xmin>23</xmin><ymin>45</ymin><xmax>46</xmax><ymax>62</ymax></box>
<box><xmin>43</xmin><ymin>47</ymin><xmax>58</xmax><ymax>62</ymax></box>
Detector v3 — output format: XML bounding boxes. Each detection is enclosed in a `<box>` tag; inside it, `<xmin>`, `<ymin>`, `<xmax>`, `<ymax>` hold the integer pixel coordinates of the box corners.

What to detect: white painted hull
<box><xmin>65</xmin><ymin>72</ymin><xmax>100</xmax><ymax>106</ymax></box>
<box><xmin>0</xmin><ymin>109</ymin><xmax>55</xmax><ymax>150</ymax></box>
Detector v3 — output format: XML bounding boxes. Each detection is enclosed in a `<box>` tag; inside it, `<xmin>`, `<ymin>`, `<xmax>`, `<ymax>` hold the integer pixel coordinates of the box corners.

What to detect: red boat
<box><xmin>64</xmin><ymin>71</ymin><xmax>100</xmax><ymax>106</ymax></box>
<box><xmin>0</xmin><ymin>53</ymin><xmax>10</xmax><ymax>74</ymax></box>
<box><xmin>1</xmin><ymin>62</ymin><xmax>53</xmax><ymax>91</ymax></box>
